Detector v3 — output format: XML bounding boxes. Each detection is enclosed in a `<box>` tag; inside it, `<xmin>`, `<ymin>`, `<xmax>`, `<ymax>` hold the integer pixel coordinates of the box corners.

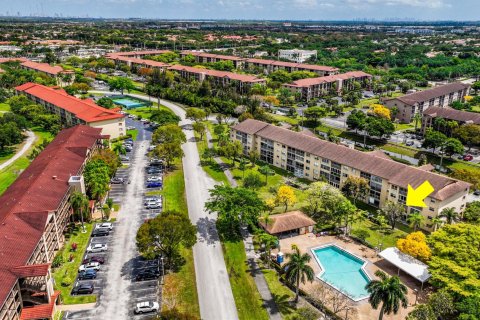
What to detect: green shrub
<box><xmin>61</xmin><ymin>276</ymin><xmax>73</xmax><ymax>287</ymax></box>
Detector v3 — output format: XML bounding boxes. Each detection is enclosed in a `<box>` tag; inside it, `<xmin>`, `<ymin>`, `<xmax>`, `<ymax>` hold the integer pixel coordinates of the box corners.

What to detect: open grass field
<box><xmin>351</xmin><ymin>218</ymin><xmax>408</xmax><ymax>249</ymax></box>
<box><xmin>52</xmin><ymin>223</ymin><xmax>97</xmax><ymax>305</ymax></box>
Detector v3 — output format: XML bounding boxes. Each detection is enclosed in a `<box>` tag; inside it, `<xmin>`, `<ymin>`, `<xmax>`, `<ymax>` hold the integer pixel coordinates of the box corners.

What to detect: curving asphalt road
<box><xmin>0</xmin><ymin>130</ymin><xmax>36</xmax><ymax>171</ymax></box>
<box><xmin>90</xmin><ymin>90</ymin><xmax>239</xmax><ymax>320</ymax></box>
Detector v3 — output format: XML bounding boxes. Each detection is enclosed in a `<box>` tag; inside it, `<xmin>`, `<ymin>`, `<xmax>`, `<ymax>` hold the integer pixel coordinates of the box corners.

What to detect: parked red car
<box><xmin>463</xmin><ymin>154</ymin><xmax>474</xmax><ymax>161</ymax></box>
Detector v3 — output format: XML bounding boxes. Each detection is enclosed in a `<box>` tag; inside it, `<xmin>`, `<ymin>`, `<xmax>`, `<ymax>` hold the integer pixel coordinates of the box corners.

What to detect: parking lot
<box><xmin>65</xmin><ymin>119</ymin><xmax>163</xmax><ymax>320</ymax></box>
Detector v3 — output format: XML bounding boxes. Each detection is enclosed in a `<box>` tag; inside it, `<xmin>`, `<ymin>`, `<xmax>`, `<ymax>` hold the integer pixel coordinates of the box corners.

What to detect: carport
<box><xmin>378</xmin><ymin>247</ymin><xmax>431</xmax><ymax>290</ymax></box>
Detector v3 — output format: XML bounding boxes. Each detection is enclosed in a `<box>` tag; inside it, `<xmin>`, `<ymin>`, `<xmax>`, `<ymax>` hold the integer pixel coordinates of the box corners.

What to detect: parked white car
<box><xmin>147</xmin><ymin>176</ymin><xmax>162</xmax><ymax>182</ymax></box>
<box><xmin>134</xmin><ymin>301</ymin><xmax>159</xmax><ymax>314</ymax></box>
<box><xmin>78</xmin><ymin>262</ymin><xmax>100</xmax><ymax>272</ymax></box>
<box><xmin>96</xmin><ymin>223</ymin><xmax>113</xmax><ymax>231</ymax></box>
<box><xmin>86</xmin><ymin>243</ymin><xmax>108</xmax><ymax>253</ymax></box>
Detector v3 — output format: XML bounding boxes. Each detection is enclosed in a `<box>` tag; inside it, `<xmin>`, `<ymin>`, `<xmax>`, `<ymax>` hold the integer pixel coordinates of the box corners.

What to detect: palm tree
<box><xmin>431</xmin><ymin>217</ymin><xmax>443</xmax><ymax>231</ymax></box>
<box><xmin>282</xmin><ymin>244</ymin><xmax>315</xmax><ymax>303</ymax></box>
<box><xmin>112</xmin><ymin>143</ymin><xmax>126</xmax><ymax>156</ymax></box>
<box><xmin>258</xmin><ymin>232</ymin><xmax>277</xmax><ymax>267</ymax></box>
<box><xmin>413</xmin><ymin>113</ymin><xmax>422</xmax><ymax>132</ymax></box>
<box><xmin>70</xmin><ymin>191</ymin><xmax>89</xmax><ymax>233</ymax></box>
<box><xmin>366</xmin><ymin>270</ymin><xmax>408</xmax><ymax>320</ymax></box>
<box><xmin>439</xmin><ymin>207</ymin><xmax>458</xmax><ymax>224</ymax></box>
<box><xmin>407</xmin><ymin>212</ymin><xmax>424</xmax><ymax>232</ymax></box>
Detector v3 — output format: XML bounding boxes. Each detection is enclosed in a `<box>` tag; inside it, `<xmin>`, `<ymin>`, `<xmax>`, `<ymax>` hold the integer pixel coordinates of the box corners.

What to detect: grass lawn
<box><xmin>52</xmin><ymin>223</ymin><xmax>97</xmax><ymax>305</ymax></box>
<box><xmin>159</xmin><ymin>160</ymin><xmax>200</xmax><ymax>317</ymax></box>
<box><xmin>262</xmin><ymin>269</ymin><xmax>298</xmax><ymax>317</ymax></box>
<box><xmin>351</xmin><ymin>218</ymin><xmax>408</xmax><ymax>249</ymax></box>
<box><xmin>127</xmin><ymin>129</ymin><xmax>138</xmax><ymax>141</ymax></box>
<box><xmin>125</xmin><ymin>104</ymin><xmax>172</xmax><ymax>120</ymax></box>
<box><xmin>0</xmin><ymin>130</ymin><xmax>53</xmax><ymax>195</ymax></box>
<box><xmin>471</xmin><ymin>105</ymin><xmax>480</xmax><ymax>113</ymax></box>
<box><xmin>223</xmin><ymin>240</ymin><xmax>269</xmax><ymax>320</ymax></box>
<box><xmin>395</xmin><ymin>122</ymin><xmax>415</xmax><ymax>131</ymax></box>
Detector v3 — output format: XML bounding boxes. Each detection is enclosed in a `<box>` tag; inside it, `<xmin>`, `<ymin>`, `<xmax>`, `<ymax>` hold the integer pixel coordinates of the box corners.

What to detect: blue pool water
<box><xmin>112</xmin><ymin>98</ymin><xmax>144</xmax><ymax>109</ymax></box>
<box><xmin>312</xmin><ymin>245</ymin><xmax>370</xmax><ymax>300</ymax></box>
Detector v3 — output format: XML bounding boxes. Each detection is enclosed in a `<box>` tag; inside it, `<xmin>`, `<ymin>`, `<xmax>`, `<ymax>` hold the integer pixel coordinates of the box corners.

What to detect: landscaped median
<box><xmin>52</xmin><ymin>223</ymin><xmax>96</xmax><ymax>305</ymax></box>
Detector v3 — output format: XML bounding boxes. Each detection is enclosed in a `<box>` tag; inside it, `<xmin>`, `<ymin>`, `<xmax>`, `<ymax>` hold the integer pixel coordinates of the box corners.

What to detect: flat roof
<box><xmin>379</xmin><ymin>247</ymin><xmax>431</xmax><ymax>283</ymax></box>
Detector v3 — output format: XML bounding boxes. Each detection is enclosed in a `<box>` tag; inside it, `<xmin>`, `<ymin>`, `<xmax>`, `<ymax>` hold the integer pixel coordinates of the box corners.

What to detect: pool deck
<box><xmin>277</xmin><ymin>234</ymin><xmax>424</xmax><ymax>320</ymax></box>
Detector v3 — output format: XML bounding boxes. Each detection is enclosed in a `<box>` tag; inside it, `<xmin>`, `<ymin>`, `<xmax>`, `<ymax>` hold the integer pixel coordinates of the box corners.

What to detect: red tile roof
<box><xmin>107</xmin><ymin>50</ymin><xmax>172</xmax><ymax>58</ymax></box>
<box><xmin>246</xmin><ymin>58</ymin><xmax>339</xmax><ymax>72</ymax></box>
<box><xmin>12</xmin><ymin>264</ymin><xmax>50</xmax><ymax>278</ymax></box>
<box><xmin>0</xmin><ymin>125</ymin><xmax>102</xmax><ymax>307</ymax></box>
<box><xmin>423</xmin><ymin>106</ymin><xmax>480</xmax><ymax>124</ymax></box>
<box><xmin>386</xmin><ymin>83</ymin><xmax>470</xmax><ymax>106</ymax></box>
<box><xmin>168</xmin><ymin>65</ymin><xmax>266</xmax><ymax>83</ymax></box>
<box><xmin>20</xmin><ymin>61</ymin><xmax>64</xmax><ymax>75</ymax></box>
<box><xmin>20</xmin><ymin>291</ymin><xmax>60</xmax><ymax>320</ymax></box>
<box><xmin>285</xmin><ymin>71</ymin><xmax>372</xmax><ymax>88</ymax></box>
<box><xmin>16</xmin><ymin>83</ymin><xmax>124</xmax><ymax>123</ymax></box>
<box><xmin>0</xmin><ymin>57</ymin><xmax>29</xmax><ymax>63</ymax></box>
<box><xmin>181</xmin><ymin>50</ymin><xmax>245</xmax><ymax>61</ymax></box>
<box><xmin>113</xmin><ymin>56</ymin><xmax>169</xmax><ymax>68</ymax></box>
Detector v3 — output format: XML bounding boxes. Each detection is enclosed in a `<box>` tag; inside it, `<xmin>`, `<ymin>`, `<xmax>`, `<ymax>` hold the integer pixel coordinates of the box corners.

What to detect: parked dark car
<box><xmin>92</xmin><ymin>228</ymin><xmax>110</xmax><ymax>237</ymax></box>
<box><xmin>72</xmin><ymin>282</ymin><xmax>94</xmax><ymax>295</ymax></box>
<box><xmin>146</xmin><ymin>182</ymin><xmax>162</xmax><ymax>188</ymax></box>
<box><xmin>111</xmin><ymin>177</ymin><xmax>124</xmax><ymax>184</ymax></box>
<box><xmin>83</xmin><ymin>256</ymin><xmax>105</xmax><ymax>265</ymax></box>
<box><xmin>474</xmin><ymin>190</ymin><xmax>480</xmax><ymax>196</ymax></box>
<box><xmin>135</xmin><ymin>270</ymin><xmax>160</xmax><ymax>281</ymax></box>
<box><xmin>405</xmin><ymin>141</ymin><xmax>414</xmax><ymax>146</ymax></box>
<box><xmin>147</xmin><ymin>168</ymin><xmax>162</xmax><ymax>174</ymax></box>
<box><xmin>78</xmin><ymin>269</ymin><xmax>97</xmax><ymax>280</ymax></box>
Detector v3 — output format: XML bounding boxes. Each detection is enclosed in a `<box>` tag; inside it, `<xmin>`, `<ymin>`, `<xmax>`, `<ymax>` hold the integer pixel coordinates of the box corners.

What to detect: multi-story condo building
<box><xmin>180</xmin><ymin>51</ymin><xmax>246</xmax><ymax>69</ymax></box>
<box><xmin>422</xmin><ymin>107</ymin><xmax>480</xmax><ymax>134</ymax></box>
<box><xmin>383</xmin><ymin>82</ymin><xmax>470</xmax><ymax>123</ymax></box>
<box><xmin>15</xmin><ymin>83</ymin><xmax>126</xmax><ymax>139</ymax></box>
<box><xmin>106</xmin><ymin>51</ymin><xmax>171</xmax><ymax>72</ymax></box>
<box><xmin>0</xmin><ymin>125</ymin><xmax>104</xmax><ymax>320</ymax></box>
<box><xmin>168</xmin><ymin>65</ymin><xmax>266</xmax><ymax>93</ymax></box>
<box><xmin>283</xmin><ymin>71</ymin><xmax>372</xmax><ymax>101</ymax></box>
<box><xmin>20</xmin><ymin>61</ymin><xmax>75</xmax><ymax>86</ymax></box>
<box><xmin>106</xmin><ymin>50</ymin><xmax>172</xmax><ymax>59</ymax></box>
<box><xmin>231</xmin><ymin>119</ymin><xmax>470</xmax><ymax>231</ymax></box>
<box><xmin>278</xmin><ymin>49</ymin><xmax>317</xmax><ymax>63</ymax></box>
<box><xmin>243</xmin><ymin>58</ymin><xmax>338</xmax><ymax>76</ymax></box>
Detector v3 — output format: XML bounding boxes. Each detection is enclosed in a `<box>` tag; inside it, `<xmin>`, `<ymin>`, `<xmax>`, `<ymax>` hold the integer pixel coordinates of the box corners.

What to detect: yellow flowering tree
<box><xmin>396</xmin><ymin>231</ymin><xmax>431</xmax><ymax>262</ymax></box>
<box><xmin>275</xmin><ymin>185</ymin><xmax>297</xmax><ymax>212</ymax></box>
<box><xmin>265</xmin><ymin>198</ymin><xmax>277</xmax><ymax>214</ymax></box>
<box><xmin>464</xmin><ymin>95</ymin><xmax>473</xmax><ymax>102</ymax></box>
<box><xmin>369</xmin><ymin>104</ymin><xmax>391</xmax><ymax>120</ymax></box>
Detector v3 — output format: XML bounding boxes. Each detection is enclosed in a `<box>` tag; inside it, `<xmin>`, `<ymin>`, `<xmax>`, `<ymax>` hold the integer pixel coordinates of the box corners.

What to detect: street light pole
<box><xmin>160</xmin><ymin>256</ymin><xmax>165</xmax><ymax>285</ymax></box>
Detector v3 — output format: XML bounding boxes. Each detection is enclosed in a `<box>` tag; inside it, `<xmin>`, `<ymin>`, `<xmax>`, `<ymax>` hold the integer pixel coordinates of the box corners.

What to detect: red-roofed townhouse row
<box><xmin>15</xmin><ymin>83</ymin><xmax>126</xmax><ymax>139</ymax></box>
<box><xmin>0</xmin><ymin>125</ymin><xmax>104</xmax><ymax>320</ymax></box>
<box><xmin>19</xmin><ymin>61</ymin><xmax>75</xmax><ymax>86</ymax></box>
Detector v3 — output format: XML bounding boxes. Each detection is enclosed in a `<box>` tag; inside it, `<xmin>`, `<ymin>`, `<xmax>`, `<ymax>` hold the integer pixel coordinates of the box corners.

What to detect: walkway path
<box><xmin>0</xmin><ymin>130</ymin><xmax>36</xmax><ymax>171</ymax></box>
<box><xmin>206</xmin><ymin>128</ymin><xmax>282</xmax><ymax>320</ymax></box>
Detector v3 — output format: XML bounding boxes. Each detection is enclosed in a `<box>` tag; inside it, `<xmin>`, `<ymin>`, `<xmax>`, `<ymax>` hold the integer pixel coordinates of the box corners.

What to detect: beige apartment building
<box><xmin>383</xmin><ymin>82</ymin><xmax>470</xmax><ymax>123</ymax></box>
<box><xmin>15</xmin><ymin>83</ymin><xmax>125</xmax><ymax>139</ymax></box>
<box><xmin>231</xmin><ymin>119</ymin><xmax>470</xmax><ymax>231</ymax></box>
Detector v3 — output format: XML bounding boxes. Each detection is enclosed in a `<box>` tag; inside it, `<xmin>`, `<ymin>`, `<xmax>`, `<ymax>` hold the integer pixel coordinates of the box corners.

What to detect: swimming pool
<box><xmin>112</xmin><ymin>98</ymin><xmax>145</xmax><ymax>109</ymax></box>
<box><xmin>312</xmin><ymin>245</ymin><xmax>370</xmax><ymax>301</ymax></box>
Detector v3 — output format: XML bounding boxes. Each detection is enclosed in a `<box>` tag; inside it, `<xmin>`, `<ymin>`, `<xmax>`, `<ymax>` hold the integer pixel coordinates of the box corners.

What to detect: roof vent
<box><xmin>52</xmin><ymin>175</ymin><xmax>57</xmax><ymax>179</ymax></box>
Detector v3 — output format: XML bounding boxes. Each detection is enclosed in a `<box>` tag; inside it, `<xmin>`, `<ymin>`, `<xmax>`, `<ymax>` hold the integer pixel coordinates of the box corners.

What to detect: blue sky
<box><xmin>3</xmin><ymin>0</ymin><xmax>479</xmax><ymax>20</ymax></box>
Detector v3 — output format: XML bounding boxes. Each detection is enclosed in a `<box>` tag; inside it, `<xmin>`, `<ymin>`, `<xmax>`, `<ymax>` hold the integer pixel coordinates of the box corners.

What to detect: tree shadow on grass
<box><xmin>272</xmin><ymin>293</ymin><xmax>296</xmax><ymax>315</ymax></box>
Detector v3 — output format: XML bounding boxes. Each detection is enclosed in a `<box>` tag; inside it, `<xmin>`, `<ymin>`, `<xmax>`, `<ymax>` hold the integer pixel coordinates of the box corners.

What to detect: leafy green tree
<box><xmin>186</xmin><ymin>108</ymin><xmax>207</xmax><ymax>122</ymax></box>
<box><xmin>152</xmin><ymin>142</ymin><xmax>184</xmax><ymax>169</ymax></box>
<box><xmin>283</xmin><ymin>245</ymin><xmax>315</xmax><ymax>303</ymax></box>
<box><xmin>152</xmin><ymin>124</ymin><xmax>186</xmax><ymax>145</ymax></box>
<box><xmin>366</xmin><ymin>270</ymin><xmax>408</xmax><ymax>320</ymax></box>
<box><xmin>192</xmin><ymin>121</ymin><xmax>206</xmax><ymax>141</ymax></box>
<box><xmin>428</xmin><ymin>223</ymin><xmax>480</xmax><ymax>297</ymax></box>
<box><xmin>303</xmin><ymin>106</ymin><xmax>327</xmax><ymax>125</ymax></box>
<box><xmin>248</xmin><ymin>150</ymin><xmax>260</xmax><ymax>167</ymax></box>
<box><xmin>407</xmin><ymin>304</ymin><xmax>435</xmax><ymax>320</ymax></box>
<box><xmin>365</xmin><ymin>116</ymin><xmax>395</xmax><ymax>138</ymax></box>
<box><xmin>0</xmin><ymin>122</ymin><xmax>23</xmax><ymax>150</ymax></box>
<box><xmin>422</xmin><ymin>129</ymin><xmax>447</xmax><ymax>152</ymax></box>
<box><xmin>112</xmin><ymin>143</ymin><xmax>126</xmax><ymax>156</ymax></box>
<box><xmin>243</xmin><ymin>173</ymin><xmax>263</xmax><ymax>190</ymax></box>
<box><xmin>83</xmin><ymin>159</ymin><xmax>111</xmax><ymax>205</ymax></box>
<box><xmin>108</xmin><ymin>76</ymin><xmax>135</xmax><ymax>95</ymax></box>
<box><xmin>304</xmin><ymin>182</ymin><xmax>351</xmax><ymax>227</ymax></box>
<box><xmin>136</xmin><ymin>211</ymin><xmax>196</xmax><ymax>268</ymax></box>
<box><xmin>220</xmin><ymin>140</ymin><xmax>243</xmax><ymax>166</ymax></box>
<box><xmin>150</xmin><ymin>109</ymin><xmax>181</xmax><ymax>126</ymax></box>
<box><xmin>97</xmin><ymin>97</ymin><xmax>115</xmax><ymax>109</ymax></box>
<box><xmin>457</xmin><ymin>295</ymin><xmax>480</xmax><ymax>320</ymax></box>
<box><xmin>258</xmin><ymin>232</ymin><xmax>277</xmax><ymax>266</ymax></box>
<box><xmin>346</xmin><ymin>109</ymin><xmax>367</xmax><ymax>133</ymax></box>
<box><xmin>205</xmin><ymin>185</ymin><xmax>265</xmax><ymax>238</ymax></box>
<box><xmin>341</xmin><ymin>176</ymin><xmax>369</xmax><ymax>205</ymax></box>
<box><xmin>442</xmin><ymin>138</ymin><xmax>464</xmax><ymax>157</ymax></box>
<box><xmin>379</xmin><ymin>201</ymin><xmax>406</xmax><ymax>230</ymax></box>
<box><xmin>453</xmin><ymin>124</ymin><xmax>480</xmax><ymax>151</ymax></box>
<box><xmin>463</xmin><ymin>201</ymin><xmax>480</xmax><ymax>224</ymax></box>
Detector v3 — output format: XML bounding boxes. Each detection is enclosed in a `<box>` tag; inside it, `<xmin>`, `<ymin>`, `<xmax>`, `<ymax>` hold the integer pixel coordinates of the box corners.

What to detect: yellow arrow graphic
<box><xmin>406</xmin><ymin>181</ymin><xmax>434</xmax><ymax>207</ymax></box>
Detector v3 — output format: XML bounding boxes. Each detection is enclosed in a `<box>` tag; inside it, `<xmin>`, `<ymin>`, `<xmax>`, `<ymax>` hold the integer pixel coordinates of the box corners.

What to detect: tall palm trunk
<box><xmin>379</xmin><ymin>304</ymin><xmax>385</xmax><ymax>320</ymax></box>
<box><xmin>295</xmin><ymin>274</ymin><xmax>300</xmax><ymax>302</ymax></box>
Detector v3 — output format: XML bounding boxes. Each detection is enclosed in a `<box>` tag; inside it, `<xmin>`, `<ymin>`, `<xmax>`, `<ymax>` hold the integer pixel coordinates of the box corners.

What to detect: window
<box><xmin>430</xmin><ymin>199</ymin><xmax>435</xmax><ymax>203</ymax></box>
<box><xmin>306</xmin><ymin>159</ymin><xmax>310</xmax><ymax>164</ymax></box>
<box><xmin>429</xmin><ymin>207</ymin><xmax>434</xmax><ymax>212</ymax></box>
<box><xmin>322</xmin><ymin>158</ymin><xmax>329</xmax><ymax>164</ymax></box>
